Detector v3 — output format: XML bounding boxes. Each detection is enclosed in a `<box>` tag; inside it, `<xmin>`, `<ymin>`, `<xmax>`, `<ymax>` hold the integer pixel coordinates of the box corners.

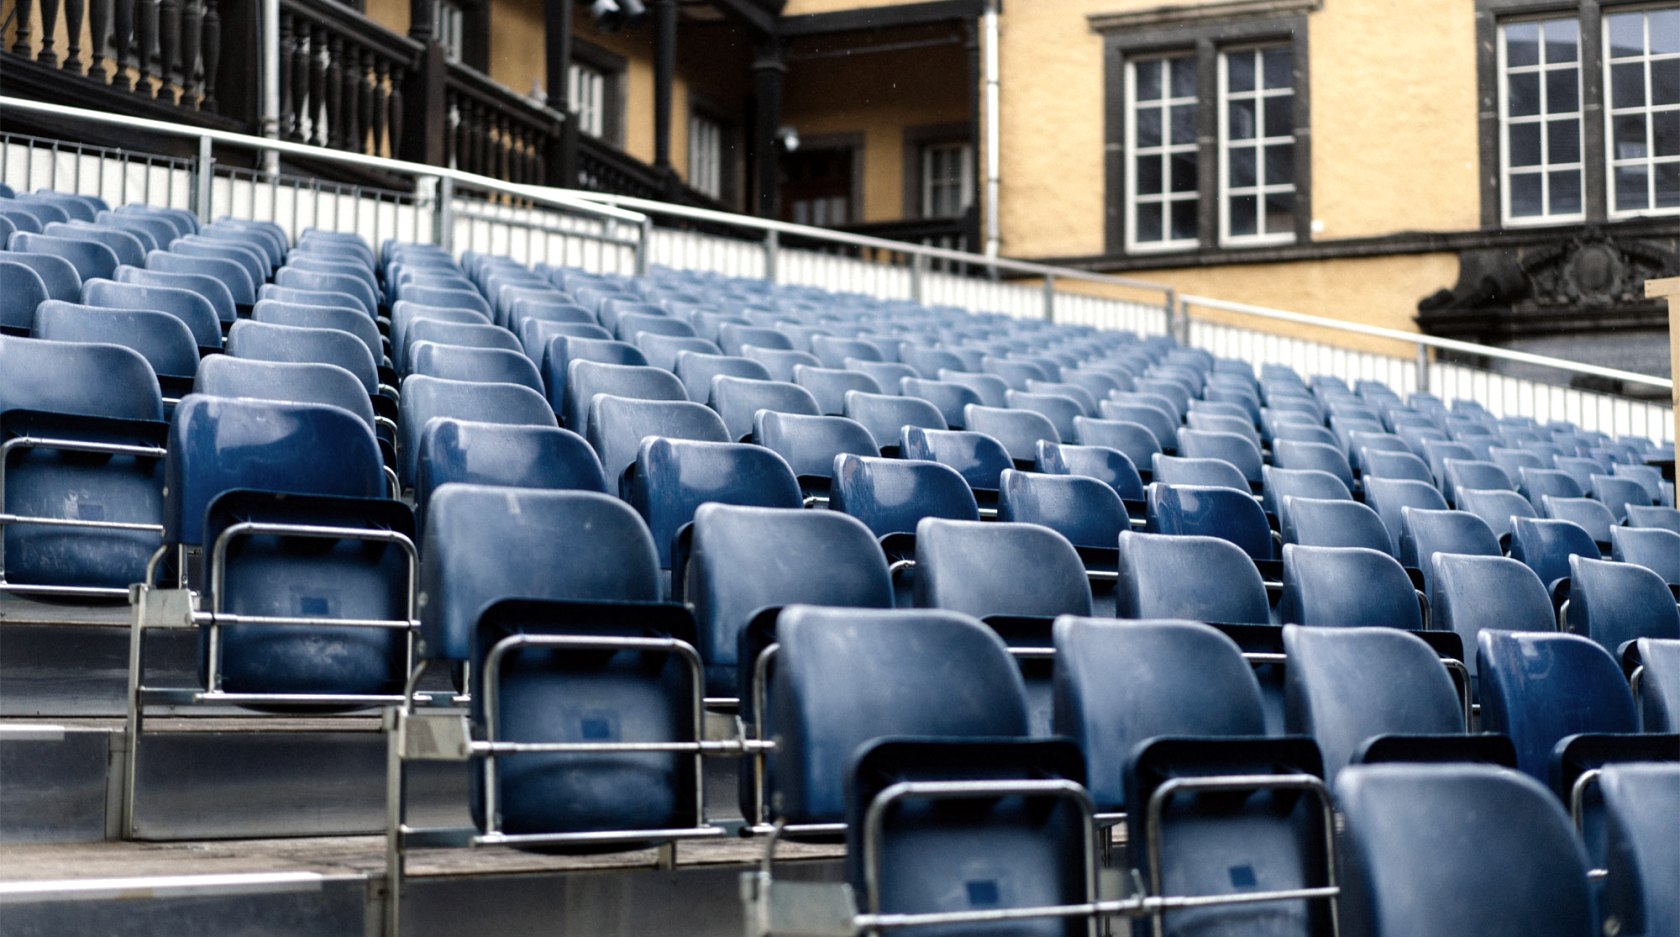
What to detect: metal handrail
<box><xmin>1181</xmin><ymin>294</ymin><xmax>1674</xmax><ymax>391</ymax></box>
<box><xmin>0</xmin><ymin>96</ymin><xmax>645</xmax><ymax>226</ymax></box>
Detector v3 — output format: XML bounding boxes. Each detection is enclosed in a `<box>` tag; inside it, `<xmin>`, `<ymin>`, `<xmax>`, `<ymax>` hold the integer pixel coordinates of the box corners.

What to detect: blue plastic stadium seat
<box><xmin>41</xmin><ymin>221</ymin><xmax>146</xmax><ymax>267</ymax></box>
<box><xmin>81</xmin><ymin>278</ymin><xmax>222</xmax><ymax>349</ymax></box>
<box><xmin>252</xmin><ymin>299</ymin><xmax>385</xmax><ymax>367</ymax></box>
<box><xmin>1609</xmin><ymin>526</ymin><xmax>1680</xmax><ymax>585</ymax></box>
<box><xmin>413</xmin><ymin>419</ymin><xmax>606</xmax><ymax>535</ymax></box>
<box><xmin>1397</xmin><ymin>507</ymin><xmax>1500</xmax><ymax>594</ymax></box>
<box><xmin>752</xmin><ymin>411</ymin><xmax>877</xmax><ymax>490</ymax></box>
<box><xmin>633</xmin><ymin>332</ymin><xmax>715</xmax><ymax>372</ymax></box>
<box><xmin>193</xmin><ymin>355</ymin><xmax>374</xmax><ymax>438</ymax></box>
<box><xmin>585</xmin><ymin>395</ymin><xmax>730</xmax><ymax>488</ymax></box>
<box><xmin>1272</xmin><ymin>439</ymin><xmax>1355</xmax><ymax>490</ymax></box>
<box><xmin>227</xmin><ymin>318</ymin><xmax>378</xmax><ymax>397</ymax></box>
<box><xmin>1074</xmin><ymin>416</ymin><xmax>1162</xmax><ymax>473</ymax></box>
<box><xmin>1565</xmin><ymin>555</ymin><xmax>1680</xmax><ymax>656</ymax></box>
<box><xmin>998</xmin><ymin>467</ymin><xmax>1128</xmax><ymax>552</ymax></box>
<box><xmin>615</xmin><ymin>310</ymin><xmax>695</xmax><ymax>344</ymax></box>
<box><xmin>680</xmin><ymin>504</ymin><xmax>893</xmax><ymax>721</ymax></box>
<box><xmin>563</xmin><ymin>360</ymin><xmax>687</xmax><ymax>432</ymax></box>
<box><xmin>146</xmin><ymin>250</ymin><xmax>253</xmax><ymax>307</ymax></box>
<box><xmin>419</xmin><ymin>485</ymin><xmax>698</xmax><ymax>837</ymax></box>
<box><xmin>791</xmin><ymin>365</ymin><xmax>881</xmax><ymax>416</ymax></box>
<box><xmin>396</xmin><ymin>374</ymin><xmax>556</xmax><ymax>491</ymax></box>
<box><xmin>274</xmin><ymin>267</ymin><xmax>376</xmax><ymax>316</ymax></box>
<box><xmin>2</xmin><ymin>250</ymin><xmax>82</xmax><ymax>305</ymax></box>
<box><xmin>1364</xmin><ymin>477</ymin><xmax>1450</xmax><ymax>556</ymax></box>
<box><xmin>899</xmin><ymin>377</ymin><xmax>982</xmax><ymax>429</ymax></box>
<box><xmin>539</xmin><ymin>335</ymin><xmax>646</xmax><ymax>414</ymax></box>
<box><xmin>1053</xmin><ymin>617</ymin><xmax>1265</xmax><ymax>811</ymax></box>
<box><xmin>626</xmin><ymin>438</ymin><xmax>801</xmax><ymax>574</ymax></box>
<box><xmin>1005</xmin><ymin>389</ymin><xmax>1084</xmax><ymax>442</ymax></box>
<box><xmin>964</xmin><ymin>404</ymin><xmax>1060</xmax><ymax>464</ymax></box>
<box><xmin>32</xmin><ymin>300</ymin><xmax>199</xmax><ymax>385</ymax></box>
<box><xmin>1590</xmin><ymin>473</ymin><xmax>1653</xmax><ymax>521</ymax></box>
<box><xmin>1476</xmin><ymin>629</ymin><xmax>1638</xmax><ymax>783</ymax></box>
<box><xmin>706</xmin><ymin>375</ymin><xmax>820</xmax><ymax>442</ymax></box>
<box><xmin>673</xmin><ymin>352</ymin><xmax>772</xmax><ymax>404</ymax></box>
<box><xmin>1281</xmin><ymin>497</ymin><xmax>1393</xmax><ymax>556</ymax></box>
<box><xmin>898</xmin><ymin>427</ymin><xmax>1013</xmax><ymax>497</ymax></box>
<box><xmin>1334</xmin><ymin>764</ymin><xmax>1594</xmax><ymax>937</ymax></box>
<box><xmin>1151</xmin><ymin>453</ymin><xmax>1251</xmax><ymax>493</ymax></box>
<box><xmin>1178</xmin><ymin>427</ymin><xmax>1264</xmax><ymax>486</ymax></box>
<box><xmin>1509</xmin><ymin>516</ymin><xmax>1600</xmax><ymax>593</ymax></box>
<box><xmin>1036</xmin><ymin>441</ymin><xmax>1145</xmax><ymax>501</ymax></box>
<box><xmin>1595</xmin><ymin>764</ymin><xmax>1680</xmax><ymax>937</ymax></box>
<box><xmin>718</xmin><ymin>323</ymin><xmax>792</xmax><ymax>357</ymax></box>
<box><xmin>408</xmin><ymin>342</ymin><xmax>544</xmax><ymax>395</ymax></box>
<box><xmin>742</xmin><ymin>346</ymin><xmax>822</xmax><ymax>382</ymax></box>
<box><xmin>402</xmin><ymin>316</ymin><xmax>520</xmax><ymax>366</ymax></box>
<box><xmin>830</xmin><ymin>454</ymin><xmax>978</xmax><ymax>546</ymax></box>
<box><xmin>901</xmin><ymin>346</ymin><xmax>966</xmax><ymax>378</ymax></box>
<box><xmin>0</xmin><ymin>335</ymin><xmax>167</xmax><ymax>592</ymax></box>
<box><xmin>842</xmin><ymin>391</ymin><xmax>945</xmax><ymax>453</ymax></box>
<box><xmin>10</xmin><ymin>231</ymin><xmax>120</xmax><ymax>282</ymax></box>
<box><xmin>1455</xmin><ymin>487</ymin><xmax>1538</xmax><ymax>541</ymax></box>
<box><xmin>1147</xmin><ymin>482</ymin><xmax>1274</xmax><ymax>562</ymax></box>
<box><xmin>163</xmin><ymin>396</ymin><xmax>407</xmax><ymax>698</ymax></box>
<box><xmin>1626</xmin><ymin>504</ymin><xmax>1680</xmax><ymax>532</ymax></box>
<box><xmin>1635</xmin><ymin>638</ymin><xmax>1680</xmax><ymax>732</ymax></box>
<box><xmin>0</xmin><ymin>259</ymin><xmax>49</xmax><ymax>333</ymax></box>
<box><xmin>809</xmin><ymin>334</ymin><xmax>882</xmax><ymax>368</ymax></box>
<box><xmin>767</xmin><ymin>606</ymin><xmax>1029</xmax><ymax>825</ymax></box>
<box><xmin>1359</xmin><ymin>447</ymin><xmax>1433</xmax><ymax>483</ymax></box>
<box><xmin>1280</xmin><ymin>545</ymin><xmax>1422</xmax><ymax>629</ymax></box>
<box><xmin>115</xmin><ymin>265</ymin><xmax>237</xmax><ymax>325</ymax></box>
<box><xmin>1116</xmin><ymin>530</ymin><xmax>1271</xmax><ymax>624</ymax></box>
<box><xmin>1283</xmin><ymin>625</ymin><xmax>1466</xmax><ymax>779</ymax></box>
<box><xmin>1262</xmin><ymin>466</ymin><xmax>1352</xmax><ymax>532</ymax></box>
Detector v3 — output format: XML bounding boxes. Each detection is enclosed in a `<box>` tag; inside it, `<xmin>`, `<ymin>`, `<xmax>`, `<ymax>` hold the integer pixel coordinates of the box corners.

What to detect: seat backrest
<box><xmin>403</xmin><ymin>316</ymin><xmax>520</xmax><ymax>366</ymax></box>
<box><xmin>1116</xmin><ymin>530</ymin><xmax>1271</xmax><ymax>624</ymax></box>
<box><xmin>687</xmin><ymin>504</ymin><xmax>892</xmax><ymax>697</ymax></box>
<box><xmin>409</xmin><ymin>342</ymin><xmax>544</xmax><ymax>396</ymax></box>
<box><xmin>1440</xmin><ymin>459</ymin><xmax>1514</xmax><ymax>507</ymax></box>
<box><xmin>913</xmin><ymin>517</ymin><xmax>1093</xmax><ymax>620</ymax></box>
<box><xmin>32</xmin><ymin>300</ymin><xmax>199</xmax><ymax>381</ymax></box>
<box><xmin>1610</xmin><ymin>525</ymin><xmax>1680</xmax><ymax>585</ymax></box>
<box><xmin>718</xmin><ymin>322</ymin><xmax>793</xmax><ymax>357</ymax></box>
<box><xmin>114</xmin><ymin>265</ymin><xmax>236</xmax><ymax>325</ymax></box>
<box><xmin>1610</xmin><ymin>462</ymin><xmax>1665</xmax><ymax>503</ymax></box>
<box><xmin>964</xmin><ymin>404</ymin><xmax>1061</xmax><ymax>462</ymax></box>
<box><xmin>163</xmin><ymin>395</ymin><xmax>383</xmax><ymax>547</ymax></box>
<box><xmin>627</xmin><ymin>438</ymin><xmax>802</xmax><ymax>567</ymax></box>
<box><xmin>1509</xmin><ymin>516</ymin><xmax>1599</xmax><ymax>590</ymax></box>
<box><xmin>1177</xmin><ymin>428</ymin><xmax>1264</xmax><ymax>484</ymax></box>
<box><xmin>1283</xmin><ymin>625</ymin><xmax>1461</xmax><ymax>778</ymax></box>
<box><xmin>752</xmin><ymin>411</ymin><xmax>877</xmax><ymax>480</ymax></box>
<box><xmin>1455</xmin><ymin>487</ymin><xmax>1538</xmax><ymax>540</ymax></box>
<box><xmin>193</xmin><ymin>355</ymin><xmax>374</xmax><ymax>432</ymax></box>
<box><xmin>898</xmin><ymin>426</ymin><xmax>1013</xmax><ymax>492</ymax></box>
<box><xmin>1005</xmin><ymin>389</ymin><xmax>1084</xmax><ymax>441</ymax></box>
<box><xmin>707</xmin><ymin>375</ymin><xmax>820</xmax><ymax>442</ymax></box>
<box><xmin>1053</xmin><ymin>617</ymin><xmax>1265</xmax><ymax>810</ymax></box>
<box><xmin>564</xmin><ymin>360</ymin><xmax>687</xmax><ymax>432</ymax></box>
<box><xmin>1035</xmin><ymin>441</ymin><xmax>1145</xmax><ymax>501</ymax></box>
<box><xmin>1590</xmin><ymin>473</ymin><xmax>1652</xmax><ymax>521</ymax></box>
<box><xmin>1397</xmin><ymin>507</ymin><xmax>1500</xmax><ymax>594</ymax></box>
<box><xmin>540</xmin><ymin>334</ymin><xmax>647</xmax><ymax>414</ymax></box>
<box><xmin>810</xmin><ymin>334</ymin><xmax>882</xmax><ymax>368</ymax></box>
<box><xmin>397</xmin><ymin>374</ymin><xmax>557</xmax><ymax>489</ymax></box>
<box><xmin>0</xmin><ymin>259</ymin><xmax>49</xmax><ymax>332</ymax></box>
<box><xmin>830</xmin><ymin>454</ymin><xmax>978</xmax><ymax>539</ymax></box>
<box><xmin>1637</xmin><ymin>638</ymin><xmax>1680</xmax><ymax>732</ymax></box>
<box><xmin>2</xmin><ymin>250</ymin><xmax>82</xmax><ymax>304</ymax></box>
<box><xmin>792</xmin><ymin>365</ymin><xmax>882</xmax><ymax>416</ymax></box>
<box><xmin>227</xmin><ymin>319</ymin><xmax>378</xmax><ymax>393</ymax></box>
<box><xmin>769</xmin><ymin>606</ymin><xmax>1028</xmax><ymax>824</ymax></box>
<box><xmin>1151</xmin><ymin>453</ymin><xmax>1252</xmax><ymax>493</ymax></box>
<box><xmin>414</xmin><ymin>420</ymin><xmax>606</xmax><ymax>533</ymax></box>
<box><xmin>1098</xmin><ymin>401</ymin><xmax>1178</xmax><ymax>451</ymax></box>
<box><xmin>1146</xmin><ymin>482</ymin><xmax>1273</xmax><ymax>561</ymax></box>
<box><xmin>1597</xmin><ymin>764</ymin><xmax>1680</xmax><ymax>937</ymax></box>
<box><xmin>741</xmin><ymin>345</ymin><xmax>821</xmax><ymax>382</ymax></box>
<box><xmin>998</xmin><ymin>467</ymin><xmax>1128</xmax><ymax>550</ymax></box>
<box><xmin>0</xmin><ymin>333</ymin><xmax>162</xmax><ymax>420</ymax></box>
<box><xmin>1429</xmin><ymin>554</ymin><xmax>1553</xmax><ymax>684</ymax></box>
<box><xmin>80</xmin><ymin>279</ymin><xmax>223</xmax><ymax>349</ymax></box>
<box><xmin>1281</xmin><ymin>497</ymin><xmax>1393</xmax><ymax>556</ymax></box>
<box><xmin>1280</xmin><ymin>544</ymin><xmax>1422</xmax><ymax>630</ymax></box>
<box><xmin>899</xmin><ymin>377</ymin><xmax>982</xmax><ymax>429</ymax></box>
<box><xmin>1360</xmin><ymin>447</ymin><xmax>1433</xmax><ymax>483</ymax></box>
<box><xmin>1272</xmin><ymin>438</ymin><xmax>1355</xmax><ymax>489</ymax></box>
<box><xmin>418</xmin><ymin>485</ymin><xmax>661</xmax><ymax>661</ymax></box>
<box><xmin>842</xmin><ymin>391</ymin><xmax>945</xmax><ymax>451</ymax></box>
<box><xmin>1262</xmin><ymin>466</ymin><xmax>1352</xmax><ymax>531</ymax></box>
<box><xmin>1074</xmin><ymin>415</ymin><xmax>1162</xmax><ymax>470</ymax></box>
<box><xmin>10</xmin><ymin>231</ymin><xmax>120</xmax><ymax>282</ymax></box>
<box><xmin>1518</xmin><ymin>465</ymin><xmax>1585</xmax><ymax>510</ymax></box>
<box><xmin>1365</xmin><ymin>477</ymin><xmax>1450</xmax><ymax>555</ymax></box>
<box><xmin>1334</xmin><ymin>763</ymin><xmax>1594</xmax><ymax>937</ymax></box>
<box><xmin>251</xmin><ymin>299</ymin><xmax>383</xmax><ymax>365</ymax></box>
<box><xmin>1477</xmin><ymin>629</ymin><xmax>1637</xmax><ymax>781</ymax></box>
<box><xmin>1566</xmin><ymin>555</ymin><xmax>1680</xmax><ymax>655</ymax></box>
<box><xmin>674</xmin><ymin>352</ymin><xmax>771</xmax><ymax>404</ymax></box>
<box><xmin>1626</xmin><ymin>504</ymin><xmax>1680</xmax><ymax>532</ymax></box>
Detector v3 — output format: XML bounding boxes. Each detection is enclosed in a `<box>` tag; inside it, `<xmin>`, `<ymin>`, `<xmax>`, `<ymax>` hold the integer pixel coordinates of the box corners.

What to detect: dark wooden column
<box><xmin>652</xmin><ymin>0</ymin><xmax>677</xmax><ymax>181</ymax></box>
<box><xmin>751</xmin><ymin>35</ymin><xmax>784</xmax><ymax>217</ymax></box>
<box><xmin>408</xmin><ymin>0</ymin><xmax>434</xmax><ymax>43</ymax></box>
<box><xmin>963</xmin><ymin>18</ymin><xmax>982</xmax><ymax>251</ymax></box>
<box><xmin>545</xmin><ymin>0</ymin><xmax>576</xmax><ymax>187</ymax></box>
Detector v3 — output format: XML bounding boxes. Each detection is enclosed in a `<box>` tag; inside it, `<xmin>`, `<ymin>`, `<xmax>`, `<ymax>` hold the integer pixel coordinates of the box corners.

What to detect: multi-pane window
<box><xmin>921</xmin><ymin>142</ymin><xmax>974</xmax><ymax>217</ymax></box>
<box><xmin>569</xmin><ymin>63</ymin><xmax>606</xmax><ymax>139</ymax></box>
<box><xmin>689</xmin><ymin>114</ymin><xmax>724</xmax><ymax>200</ymax></box>
<box><xmin>1604</xmin><ymin>7</ymin><xmax>1679</xmax><ymax>215</ymax></box>
<box><xmin>1220</xmin><ymin>46</ymin><xmax>1297</xmax><ymax>243</ymax></box>
<box><xmin>1127</xmin><ymin>55</ymin><xmax>1199</xmax><ymax>250</ymax></box>
<box><xmin>432</xmin><ymin>0</ymin><xmax>465</xmax><ymax>63</ymax></box>
<box><xmin>1499</xmin><ymin>18</ymin><xmax>1584</xmax><ymax>222</ymax></box>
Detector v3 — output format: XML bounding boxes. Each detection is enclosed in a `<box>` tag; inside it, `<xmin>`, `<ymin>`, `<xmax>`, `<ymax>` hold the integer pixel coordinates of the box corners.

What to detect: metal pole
<box><xmin>982</xmin><ymin>0</ymin><xmax>1001</xmax><ymax>259</ymax></box>
<box><xmin>1415</xmin><ymin>343</ymin><xmax>1431</xmax><ymax>393</ymax></box>
<box><xmin>910</xmin><ymin>252</ymin><xmax>925</xmax><ymax>305</ymax></box>
<box><xmin>261</xmin><ymin>0</ymin><xmax>280</xmax><ymax>176</ymax></box>
<box><xmin>194</xmin><ymin>136</ymin><xmax>215</xmax><ymax>223</ymax></box>
<box><xmin>1042</xmin><ymin>273</ymin><xmax>1055</xmax><ymax>322</ymax></box>
<box><xmin>435</xmin><ymin>175</ymin><xmax>454</xmax><ymax>252</ymax></box>
<box><xmin>763</xmin><ymin>229</ymin><xmax>778</xmax><ymax>284</ymax></box>
<box><xmin>637</xmin><ymin>216</ymin><xmax>653</xmax><ymax>277</ymax></box>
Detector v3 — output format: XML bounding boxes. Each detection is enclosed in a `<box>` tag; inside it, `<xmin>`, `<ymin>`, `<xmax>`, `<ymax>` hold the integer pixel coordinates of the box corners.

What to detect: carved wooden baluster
<box><xmin>477</xmin><ymin>105</ymin><xmax>492</xmax><ymax>178</ymax></box>
<box><xmin>308</xmin><ymin>24</ymin><xmax>327</xmax><ymax>146</ymax></box>
<box><xmin>36</xmin><ymin>0</ymin><xmax>60</xmax><ymax>67</ymax></box>
<box><xmin>178</xmin><ymin>0</ymin><xmax>201</xmax><ymax>105</ymax></box>
<box><xmin>370</xmin><ymin>55</ymin><xmax>390</xmax><ymax>157</ymax></box>
<box><xmin>386</xmin><ymin>61</ymin><xmax>402</xmax><ymax>160</ymax></box>
<box><xmin>199</xmin><ymin>0</ymin><xmax>218</xmax><ymax>109</ymax></box>
<box><xmin>134</xmin><ymin>0</ymin><xmax>157</xmax><ymax>96</ymax></box>
<box><xmin>155</xmin><ymin>0</ymin><xmax>178</xmax><ymax>102</ymax></box>
<box><xmin>12</xmin><ymin>0</ymin><xmax>33</xmax><ymax>56</ymax></box>
<box><xmin>357</xmin><ymin>48</ymin><xmax>374</xmax><ymax>154</ymax></box>
<box><xmin>64</xmin><ymin>0</ymin><xmax>86</xmax><ymax>74</ymax></box>
<box><xmin>110</xmin><ymin>0</ymin><xmax>133</xmax><ymax>89</ymax></box>
<box><xmin>88</xmin><ymin>0</ymin><xmax>111</xmax><ymax>80</ymax></box>
<box><xmin>324</xmin><ymin>33</ymin><xmax>344</xmax><ymax>149</ymax></box>
<box><xmin>277</xmin><ymin>11</ymin><xmax>295</xmax><ymax>137</ymax></box>
<box><xmin>340</xmin><ymin>41</ymin><xmax>362</xmax><ymax>152</ymax></box>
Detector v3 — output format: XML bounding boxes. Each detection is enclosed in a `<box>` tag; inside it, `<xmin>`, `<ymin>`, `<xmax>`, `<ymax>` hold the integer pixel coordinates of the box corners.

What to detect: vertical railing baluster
<box><xmin>386</xmin><ymin>59</ymin><xmax>402</xmax><ymax>161</ymax></box>
<box><xmin>358</xmin><ymin>48</ymin><xmax>374</xmax><ymax>154</ymax></box>
<box><xmin>134</xmin><ymin>0</ymin><xmax>157</xmax><ymax>96</ymax></box>
<box><xmin>179</xmin><ymin>0</ymin><xmax>201</xmax><ymax>105</ymax></box>
<box><xmin>65</xmin><ymin>0</ymin><xmax>87</xmax><ymax>74</ymax></box>
<box><xmin>36</xmin><ymin>0</ymin><xmax>60</xmax><ymax>67</ymax></box>
<box><xmin>371</xmin><ymin>55</ymin><xmax>390</xmax><ymax>156</ymax></box>
<box><xmin>325</xmin><ymin>33</ymin><xmax>344</xmax><ymax>149</ymax></box>
<box><xmin>199</xmin><ymin>0</ymin><xmax>218</xmax><ymax>110</ymax></box>
<box><xmin>12</xmin><ymin>0</ymin><xmax>34</xmax><ymax>56</ymax></box>
<box><xmin>89</xmin><ymin>0</ymin><xmax>111</xmax><ymax>81</ymax></box>
<box><xmin>341</xmin><ymin>41</ymin><xmax>362</xmax><ymax>152</ymax></box>
<box><xmin>279</xmin><ymin>11</ymin><xmax>298</xmax><ymax>139</ymax></box>
<box><xmin>156</xmin><ymin>0</ymin><xmax>178</xmax><ymax>102</ymax></box>
<box><xmin>110</xmin><ymin>0</ymin><xmax>132</xmax><ymax>89</ymax></box>
<box><xmin>308</xmin><ymin>23</ymin><xmax>327</xmax><ymax>146</ymax></box>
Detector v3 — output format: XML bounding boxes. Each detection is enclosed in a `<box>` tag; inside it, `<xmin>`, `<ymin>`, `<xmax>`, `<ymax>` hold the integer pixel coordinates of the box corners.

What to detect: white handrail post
<box><xmin>435</xmin><ymin>176</ymin><xmax>454</xmax><ymax>253</ymax></box>
<box><xmin>1415</xmin><ymin>344</ymin><xmax>1431</xmax><ymax>394</ymax></box>
<box><xmin>260</xmin><ymin>0</ymin><xmax>281</xmax><ymax>177</ymax></box>
<box><xmin>1042</xmin><ymin>273</ymin><xmax>1056</xmax><ymax>322</ymax></box>
<box><xmin>763</xmin><ymin>229</ymin><xmax>778</xmax><ymax>284</ymax></box>
<box><xmin>637</xmin><ymin>216</ymin><xmax>653</xmax><ymax>277</ymax></box>
<box><xmin>910</xmin><ymin>252</ymin><xmax>925</xmax><ymax>305</ymax></box>
<box><xmin>193</xmin><ymin>136</ymin><xmax>215</xmax><ymax>223</ymax></box>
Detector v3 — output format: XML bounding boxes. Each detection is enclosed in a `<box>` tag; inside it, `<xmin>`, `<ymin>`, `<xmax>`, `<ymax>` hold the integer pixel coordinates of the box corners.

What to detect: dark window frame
<box><xmin>902</xmin><ymin>122</ymin><xmax>975</xmax><ymax>219</ymax></box>
<box><xmin>570</xmin><ymin>39</ymin><xmax>629</xmax><ymax>150</ymax></box>
<box><xmin>686</xmin><ymin>93</ymin><xmax>741</xmax><ymax>208</ymax></box>
<box><xmin>779</xmin><ymin>131</ymin><xmax>866</xmax><ymax>226</ymax></box>
<box><xmin>1099</xmin><ymin>12</ymin><xmax>1313</xmax><ymax>257</ymax></box>
<box><xmin>1475</xmin><ymin>0</ymin><xmax>1679</xmax><ymax>228</ymax></box>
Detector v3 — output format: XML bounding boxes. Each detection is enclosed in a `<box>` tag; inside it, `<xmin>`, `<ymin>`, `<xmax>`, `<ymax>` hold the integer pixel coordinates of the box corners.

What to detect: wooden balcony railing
<box><xmin>277</xmin><ymin>0</ymin><xmax>420</xmax><ymax>160</ymax></box>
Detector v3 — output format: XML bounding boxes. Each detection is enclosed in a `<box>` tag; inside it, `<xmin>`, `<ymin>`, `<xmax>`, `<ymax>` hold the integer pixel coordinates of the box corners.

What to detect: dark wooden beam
<box><xmin>707</xmin><ymin>0</ymin><xmax>778</xmax><ymax>36</ymax></box>
<box><xmin>653</xmin><ymin>0</ymin><xmax>677</xmax><ymax>182</ymax></box>
<box><xmin>545</xmin><ymin>0</ymin><xmax>576</xmax><ymax>185</ymax></box>
<box><xmin>779</xmin><ymin>0</ymin><xmax>984</xmax><ymax>38</ymax></box>
<box><xmin>751</xmin><ymin>34</ymin><xmax>784</xmax><ymax>217</ymax></box>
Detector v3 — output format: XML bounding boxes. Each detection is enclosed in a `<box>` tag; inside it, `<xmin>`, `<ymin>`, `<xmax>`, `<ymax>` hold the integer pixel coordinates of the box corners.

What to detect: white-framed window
<box><xmin>432</xmin><ymin>0</ymin><xmax>465</xmax><ymax>63</ymax></box>
<box><xmin>689</xmin><ymin>113</ymin><xmax>724</xmax><ymax>199</ymax></box>
<box><xmin>921</xmin><ymin>142</ymin><xmax>973</xmax><ymax>217</ymax></box>
<box><xmin>1219</xmin><ymin>45</ymin><xmax>1297</xmax><ymax>244</ymax></box>
<box><xmin>1498</xmin><ymin>17</ymin><xmax>1585</xmax><ymax>224</ymax></box>
<box><xmin>569</xmin><ymin>63</ymin><xmax>607</xmax><ymax>139</ymax></box>
<box><xmin>1126</xmin><ymin>54</ymin><xmax>1199</xmax><ymax>251</ymax></box>
<box><xmin>1603</xmin><ymin>6</ymin><xmax>1680</xmax><ymax>216</ymax></box>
